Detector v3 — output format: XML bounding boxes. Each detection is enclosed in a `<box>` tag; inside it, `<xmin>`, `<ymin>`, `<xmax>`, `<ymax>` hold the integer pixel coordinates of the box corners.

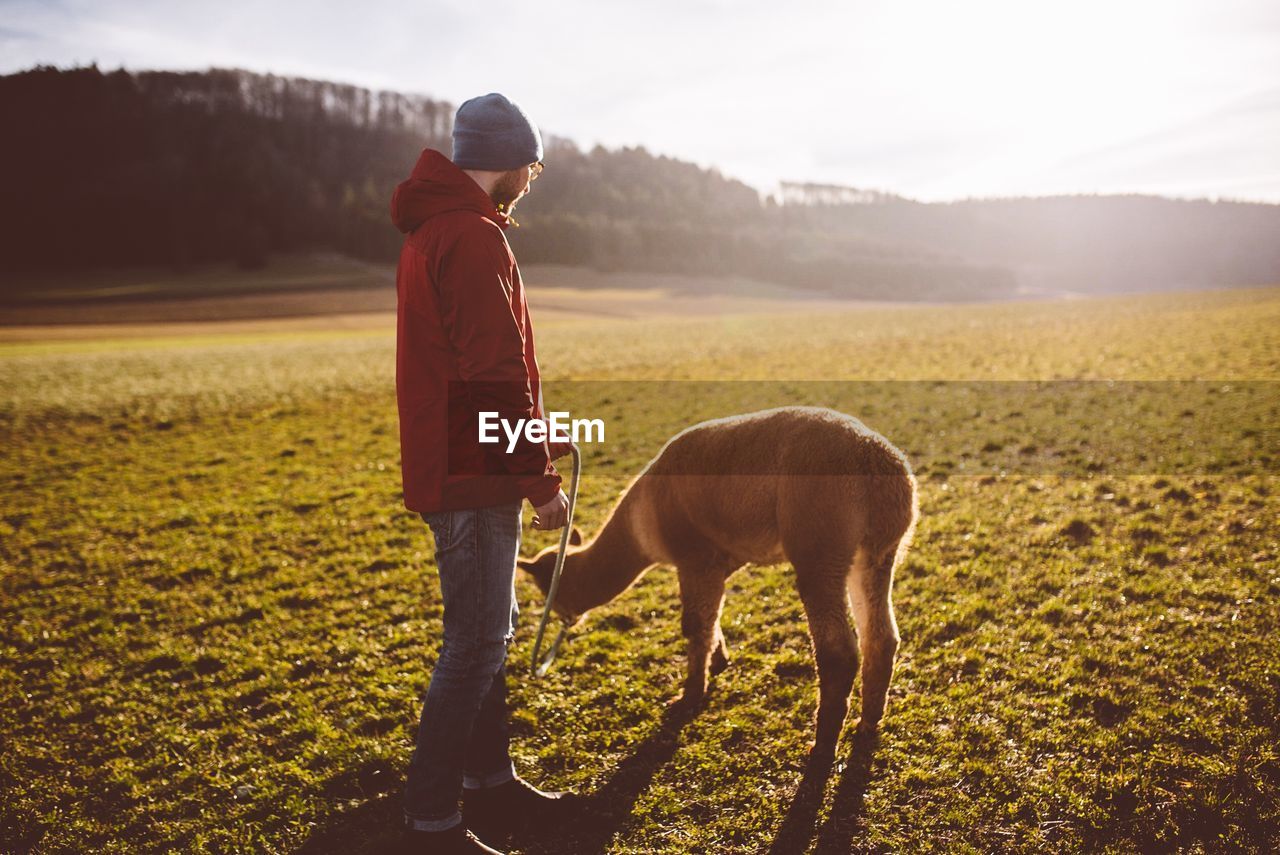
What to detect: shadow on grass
<box><xmin>297</xmin><ymin>792</ymin><xmax>404</xmax><ymax>855</ymax></box>
<box><xmin>524</xmin><ymin>699</ymin><xmax>700</xmax><ymax>855</ymax></box>
<box><xmin>297</xmin><ymin>700</ymin><xmax>699</xmax><ymax>855</ymax></box>
<box><xmin>767</xmin><ymin>729</ymin><xmax>878</xmax><ymax>855</ymax></box>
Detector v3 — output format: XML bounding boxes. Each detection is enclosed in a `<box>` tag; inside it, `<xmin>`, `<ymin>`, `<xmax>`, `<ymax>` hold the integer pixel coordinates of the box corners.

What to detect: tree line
<box><xmin>1</xmin><ymin>65</ymin><xmax>1276</xmax><ymax>301</ymax></box>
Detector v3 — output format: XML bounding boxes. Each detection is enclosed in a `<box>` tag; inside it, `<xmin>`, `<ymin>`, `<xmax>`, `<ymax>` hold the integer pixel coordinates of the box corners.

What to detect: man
<box><xmin>390</xmin><ymin>92</ymin><xmax>574</xmax><ymax>854</ymax></box>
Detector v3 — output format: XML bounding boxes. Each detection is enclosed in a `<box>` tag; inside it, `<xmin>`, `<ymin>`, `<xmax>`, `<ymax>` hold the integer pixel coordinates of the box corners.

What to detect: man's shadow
<box><xmin>297</xmin><ymin>792</ymin><xmax>404</xmax><ymax>855</ymax></box>
<box><xmin>296</xmin><ymin>700</ymin><xmax>698</xmax><ymax>855</ymax></box>
<box><xmin>767</xmin><ymin>729</ymin><xmax>878</xmax><ymax>855</ymax></box>
<box><xmin>523</xmin><ymin>699</ymin><xmax>699</xmax><ymax>855</ymax></box>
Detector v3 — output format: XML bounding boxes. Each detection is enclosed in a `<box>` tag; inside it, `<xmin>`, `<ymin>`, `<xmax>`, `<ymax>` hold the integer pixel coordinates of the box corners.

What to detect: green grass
<box><xmin>1</xmin><ymin>287</ymin><xmax>1278</xmax><ymax>853</ymax></box>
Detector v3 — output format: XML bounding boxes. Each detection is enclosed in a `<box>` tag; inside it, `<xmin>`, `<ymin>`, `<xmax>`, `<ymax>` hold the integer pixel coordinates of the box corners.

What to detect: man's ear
<box><xmin>569</xmin><ymin>526</ymin><xmax>583</xmax><ymax>546</ymax></box>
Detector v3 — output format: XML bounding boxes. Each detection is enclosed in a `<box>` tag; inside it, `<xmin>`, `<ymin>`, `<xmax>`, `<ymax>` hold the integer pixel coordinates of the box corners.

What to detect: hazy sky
<box><xmin>3</xmin><ymin>0</ymin><xmax>1279</xmax><ymax>202</ymax></box>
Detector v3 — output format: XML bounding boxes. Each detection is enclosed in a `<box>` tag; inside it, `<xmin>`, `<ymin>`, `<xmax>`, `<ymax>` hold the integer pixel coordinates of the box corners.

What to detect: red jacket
<box><xmin>391</xmin><ymin>148</ymin><xmax>562</xmax><ymax>513</ymax></box>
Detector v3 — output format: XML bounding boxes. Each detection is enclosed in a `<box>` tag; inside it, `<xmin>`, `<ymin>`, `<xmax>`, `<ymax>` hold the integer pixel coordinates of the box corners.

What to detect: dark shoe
<box><xmin>402</xmin><ymin>823</ymin><xmax>505</xmax><ymax>854</ymax></box>
<box><xmin>463</xmin><ymin>776</ymin><xmax>578</xmax><ymax>842</ymax></box>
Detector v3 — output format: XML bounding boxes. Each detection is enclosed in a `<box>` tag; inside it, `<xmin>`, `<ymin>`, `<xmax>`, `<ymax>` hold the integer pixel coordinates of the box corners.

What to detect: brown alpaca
<box><xmin>519</xmin><ymin>406</ymin><xmax>917</xmax><ymax>755</ymax></box>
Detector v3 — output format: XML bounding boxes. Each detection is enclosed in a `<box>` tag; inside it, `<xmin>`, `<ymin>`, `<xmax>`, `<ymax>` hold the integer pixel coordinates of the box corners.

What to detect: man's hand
<box><xmin>532</xmin><ymin>490</ymin><xmax>569</xmax><ymax>530</ymax></box>
<box><xmin>547</xmin><ymin>441</ymin><xmax>574</xmax><ymax>461</ymax></box>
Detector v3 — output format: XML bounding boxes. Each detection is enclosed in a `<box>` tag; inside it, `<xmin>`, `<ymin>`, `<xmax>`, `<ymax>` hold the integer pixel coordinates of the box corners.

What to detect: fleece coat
<box><xmin>391</xmin><ymin>148</ymin><xmax>562</xmax><ymax>513</ymax></box>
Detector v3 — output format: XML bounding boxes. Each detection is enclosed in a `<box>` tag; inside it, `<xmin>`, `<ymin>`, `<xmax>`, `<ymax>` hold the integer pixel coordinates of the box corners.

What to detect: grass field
<box><xmin>1</xmin><ymin>286</ymin><xmax>1278</xmax><ymax>853</ymax></box>
<box><xmin>0</xmin><ymin>256</ymin><xmax>849</xmax><ymax>329</ymax></box>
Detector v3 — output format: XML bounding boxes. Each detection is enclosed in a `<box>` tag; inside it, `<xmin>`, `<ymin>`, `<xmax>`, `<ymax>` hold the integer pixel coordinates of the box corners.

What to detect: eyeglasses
<box><xmin>529</xmin><ymin>161</ymin><xmax>544</xmax><ymax>181</ymax></box>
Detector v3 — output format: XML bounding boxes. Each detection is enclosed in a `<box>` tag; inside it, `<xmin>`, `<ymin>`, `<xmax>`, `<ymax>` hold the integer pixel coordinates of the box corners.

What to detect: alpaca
<box><xmin>519</xmin><ymin>406</ymin><xmax>917</xmax><ymax>755</ymax></box>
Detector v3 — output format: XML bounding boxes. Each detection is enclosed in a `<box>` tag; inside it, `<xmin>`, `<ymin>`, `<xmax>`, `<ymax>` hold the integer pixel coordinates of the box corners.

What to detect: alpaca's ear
<box><xmin>569</xmin><ymin>526</ymin><xmax>583</xmax><ymax>546</ymax></box>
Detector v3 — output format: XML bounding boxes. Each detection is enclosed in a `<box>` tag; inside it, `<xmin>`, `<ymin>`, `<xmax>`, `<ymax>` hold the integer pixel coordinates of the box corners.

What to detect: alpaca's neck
<box><xmin>558</xmin><ymin>501</ymin><xmax>654</xmax><ymax>613</ymax></box>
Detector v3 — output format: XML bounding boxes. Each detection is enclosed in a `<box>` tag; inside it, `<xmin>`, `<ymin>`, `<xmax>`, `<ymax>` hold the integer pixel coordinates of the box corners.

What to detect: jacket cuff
<box><xmin>524</xmin><ymin>473</ymin><xmax>563</xmax><ymax>508</ymax></box>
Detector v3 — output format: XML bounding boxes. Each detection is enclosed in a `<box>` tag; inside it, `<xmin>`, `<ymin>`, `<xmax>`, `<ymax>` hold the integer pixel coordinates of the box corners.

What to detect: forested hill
<box><xmin>2</xmin><ymin>65</ymin><xmax>1278</xmax><ymax>301</ymax></box>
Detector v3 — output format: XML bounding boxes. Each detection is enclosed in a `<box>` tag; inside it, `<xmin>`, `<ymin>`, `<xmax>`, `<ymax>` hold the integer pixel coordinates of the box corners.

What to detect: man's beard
<box><xmin>489</xmin><ymin>168</ymin><xmax>528</xmax><ymax>211</ymax></box>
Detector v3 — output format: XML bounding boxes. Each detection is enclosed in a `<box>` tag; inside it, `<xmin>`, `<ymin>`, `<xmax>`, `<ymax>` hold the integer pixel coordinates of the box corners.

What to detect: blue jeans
<box><xmin>403</xmin><ymin>499</ymin><xmax>523</xmax><ymax>832</ymax></box>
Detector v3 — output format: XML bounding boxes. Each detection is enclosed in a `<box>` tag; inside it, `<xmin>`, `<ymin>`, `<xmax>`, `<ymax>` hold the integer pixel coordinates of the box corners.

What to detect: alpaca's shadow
<box><xmin>523</xmin><ymin>699</ymin><xmax>700</xmax><ymax>855</ymax></box>
<box><xmin>767</xmin><ymin>729</ymin><xmax>878</xmax><ymax>855</ymax></box>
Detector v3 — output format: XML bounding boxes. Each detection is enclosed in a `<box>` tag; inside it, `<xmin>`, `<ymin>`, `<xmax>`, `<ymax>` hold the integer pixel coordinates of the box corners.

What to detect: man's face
<box><xmin>489</xmin><ymin>163</ymin><xmax>538</xmax><ymax>211</ymax></box>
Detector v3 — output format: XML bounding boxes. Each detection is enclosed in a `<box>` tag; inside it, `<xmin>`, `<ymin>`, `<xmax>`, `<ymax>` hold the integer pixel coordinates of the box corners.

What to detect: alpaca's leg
<box><xmin>710</xmin><ymin>565</ymin><xmax>738</xmax><ymax>676</ymax></box>
<box><xmin>709</xmin><ymin>626</ymin><xmax>730</xmax><ymax>676</ymax></box>
<box><xmin>796</xmin><ymin>559</ymin><xmax>860</xmax><ymax>757</ymax></box>
<box><xmin>848</xmin><ymin>547</ymin><xmax>900</xmax><ymax>733</ymax></box>
<box><xmin>677</xmin><ymin>564</ymin><xmax>728</xmax><ymax>701</ymax></box>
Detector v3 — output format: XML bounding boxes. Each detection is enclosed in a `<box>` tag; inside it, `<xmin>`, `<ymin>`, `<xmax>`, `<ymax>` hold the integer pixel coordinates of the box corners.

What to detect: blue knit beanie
<box><xmin>451</xmin><ymin>93</ymin><xmax>544</xmax><ymax>171</ymax></box>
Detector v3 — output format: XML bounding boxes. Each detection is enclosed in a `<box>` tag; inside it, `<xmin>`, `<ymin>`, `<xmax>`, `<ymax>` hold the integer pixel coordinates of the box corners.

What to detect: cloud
<box><xmin>1028</xmin><ymin>88</ymin><xmax>1280</xmax><ymax>200</ymax></box>
<box><xmin>1</xmin><ymin>0</ymin><xmax>1277</xmax><ymax>200</ymax></box>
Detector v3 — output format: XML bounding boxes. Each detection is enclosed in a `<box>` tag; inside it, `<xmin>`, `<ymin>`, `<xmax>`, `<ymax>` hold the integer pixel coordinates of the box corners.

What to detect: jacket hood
<box><xmin>390</xmin><ymin>148</ymin><xmax>509</xmax><ymax>234</ymax></box>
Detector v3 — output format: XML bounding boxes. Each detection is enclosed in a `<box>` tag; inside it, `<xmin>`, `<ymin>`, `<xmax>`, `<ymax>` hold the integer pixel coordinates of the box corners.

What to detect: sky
<box><xmin>3</xmin><ymin>0</ymin><xmax>1279</xmax><ymax>202</ymax></box>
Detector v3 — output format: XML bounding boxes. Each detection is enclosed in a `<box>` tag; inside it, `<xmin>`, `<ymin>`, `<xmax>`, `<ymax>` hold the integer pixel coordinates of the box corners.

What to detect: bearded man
<box><xmin>390</xmin><ymin>92</ymin><xmax>574</xmax><ymax>855</ymax></box>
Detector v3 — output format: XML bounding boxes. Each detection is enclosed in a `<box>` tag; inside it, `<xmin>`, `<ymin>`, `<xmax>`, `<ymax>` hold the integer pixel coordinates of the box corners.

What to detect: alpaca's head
<box><xmin>517</xmin><ymin>526</ymin><xmax>584</xmax><ymax>621</ymax></box>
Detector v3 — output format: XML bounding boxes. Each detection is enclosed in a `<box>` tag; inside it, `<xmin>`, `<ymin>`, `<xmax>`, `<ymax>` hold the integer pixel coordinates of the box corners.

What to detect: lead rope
<box><xmin>530</xmin><ymin>444</ymin><xmax>581</xmax><ymax>677</ymax></box>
